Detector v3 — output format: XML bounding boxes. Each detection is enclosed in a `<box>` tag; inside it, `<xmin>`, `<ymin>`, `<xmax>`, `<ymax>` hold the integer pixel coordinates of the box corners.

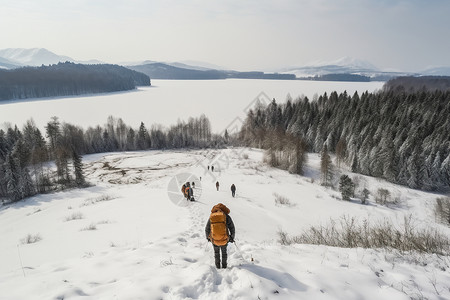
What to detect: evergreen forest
<box><xmin>239</xmin><ymin>85</ymin><xmax>450</xmax><ymax>191</ymax></box>
<box><xmin>0</xmin><ymin>115</ymin><xmax>213</xmax><ymax>202</ymax></box>
<box><xmin>0</xmin><ymin>62</ymin><xmax>150</xmax><ymax>101</ymax></box>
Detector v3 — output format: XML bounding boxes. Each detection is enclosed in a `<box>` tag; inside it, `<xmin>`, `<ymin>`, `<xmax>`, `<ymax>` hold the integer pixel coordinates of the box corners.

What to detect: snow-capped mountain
<box><xmin>305</xmin><ymin>57</ymin><xmax>378</xmax><ymax>70</ymax></box>
<box><xmin>282</xmin><ymin>57</ymin><xmax>412</xmax><ymax>79</ymax></box>
<box><xmin>0</xmin><ymin>48</ymin><xmax>74</xmax><ymax>67</ymax></box>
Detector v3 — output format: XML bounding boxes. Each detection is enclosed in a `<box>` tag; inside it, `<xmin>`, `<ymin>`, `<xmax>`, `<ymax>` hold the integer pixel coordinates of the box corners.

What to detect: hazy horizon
<box><xmin>1</xmin><ymin>0</ymin><xmax>449</xmax><ymax>72</ymax></box>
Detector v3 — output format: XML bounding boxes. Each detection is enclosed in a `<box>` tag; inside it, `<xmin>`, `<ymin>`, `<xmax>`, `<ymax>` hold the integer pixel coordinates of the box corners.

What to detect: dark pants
<box><xmin>213</xmin><ymin>244</ymin><xmax>228</xmax><ymax>268</ymax></box>
<box><xmin>231</xmin><ymin>190</ymin><xmax>235</xmax><ymax>197</ymax></box>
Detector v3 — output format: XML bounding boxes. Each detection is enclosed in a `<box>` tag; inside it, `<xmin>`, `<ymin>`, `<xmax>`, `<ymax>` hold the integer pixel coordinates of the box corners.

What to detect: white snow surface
<box><xmin>1</xmin><ymin>148</ymin><xmax>449</xmax><ymax>300</ymax></box>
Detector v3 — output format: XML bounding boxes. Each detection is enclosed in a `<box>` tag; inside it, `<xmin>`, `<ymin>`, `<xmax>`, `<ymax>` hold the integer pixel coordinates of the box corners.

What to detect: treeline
<box><xmin>0</xmin><ymin>115</ymin><xmax>216</xmax><ymax>203</ymax></box>
<box><xmin>230</xmin><ymin>72</ymin><xmax>296</xmax><ymax>80</ymax></box>
<box><xmin>129</xmin><ymin>63</ymin><xmax>228</xmax><ymax>80</ymax></box>
<box><xmin>239</xmin><ymin>89</ymin><xmax>450</xmax><ymax>191</ymax></box>
<box><xmin>300</xmin><ymin>73</ymin><xmax>371</xmax><ymax>82</ymax></box>
<box><xmin>0</xmin><ymin>62</ymin><xmax>150</xmax><ymax>101</ymax></box>
<box><xmin>384</xmin><ymin>76</ymin><xmax>450</xmax><ymax>94</ymax></box>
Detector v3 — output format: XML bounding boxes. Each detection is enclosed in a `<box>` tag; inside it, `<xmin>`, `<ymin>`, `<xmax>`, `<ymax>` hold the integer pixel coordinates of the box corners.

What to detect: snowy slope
<box><xmin>0</xmin><ymin>56</ymin><xmax>21</xmax><ymax>69</ymax></box>
<box><xmin>0</xmin><ymin>48</ymin><xmax>74</xmax><ymax>66</ymax></box>
<box><xmin>0</xmin><ymin>148</ymin><xmax>449</xmax><ymax>300</ymax></box>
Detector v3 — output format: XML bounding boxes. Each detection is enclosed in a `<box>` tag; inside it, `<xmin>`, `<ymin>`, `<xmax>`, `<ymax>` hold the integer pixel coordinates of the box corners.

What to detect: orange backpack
<box><xmin>209</xmin><ymin>210</ymin><xmax>228</xmax><ymax>246</ymax></box>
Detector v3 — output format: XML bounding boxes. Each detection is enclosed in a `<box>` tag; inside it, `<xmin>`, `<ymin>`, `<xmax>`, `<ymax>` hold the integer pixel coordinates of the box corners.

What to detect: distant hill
<box><xmin>282</xmin><ymin>57</ymin><xmax>415</xmax><ymax>81</ymax></box>
<box><xmin>0</xmin><ymin>62</ymin><xmax>150</xmax><ymax>101</ymax></box>
<box><xmin>3</xmin><ymin>48</ymin><xmax>450</xmax><ymax>81</ymax></box>
<box><xmin>421</xmin><ymin>67</ymin><xmax>450</xmax><ymax>76</ymax></box>
<box><xmin>127</xmin><ymin>62</ymin><xmax>296</xmax><ymax>80</ymax></box>
<box><xmin>128</xmin><ymin>63</ymin><xmax>228</xmax><ymax>80</ymax></box>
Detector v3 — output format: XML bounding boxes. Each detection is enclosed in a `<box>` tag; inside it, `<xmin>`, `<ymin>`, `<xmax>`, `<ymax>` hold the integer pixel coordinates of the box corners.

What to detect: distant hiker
<box><xmin>200</xmin><ymin>176</ymin><xmax>202</xmax><ymax>181</ymax></box>
<box><xmin>208</xmin><ymin>165</ymin><xmax>210</xmax><ymax>171</ymax></box>
<box><xmin>205</xmin><ymin>203</ymin><xmax>235</xmax><ymax>269</ymax></box>
<box><xmin>231</xmin><ymin>184</ymin><xmax>236</xmax><ymax>197</ymax></box>
<box><xmin>192</xmin><ymin>182</ymin><xmax>195</xmax><ymax>188</ymax></box>
<box><xmin>216</xmin><ymin>181</ymin><xmax>220</xmax><ymax>191</ymax></box>
<box><xmin>211</xmin><ymin>165</ymin><xmax>215</xmax><ymax>172</ymax></box>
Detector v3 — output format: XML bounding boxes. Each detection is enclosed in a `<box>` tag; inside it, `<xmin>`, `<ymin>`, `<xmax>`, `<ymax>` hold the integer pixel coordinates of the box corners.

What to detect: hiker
<box><xmin>192</xmin><ymin>181</ymin><xmax>196</xmax><ymax>188</ymax></box>
<box><xmin>208</xmin><ymin>165</ymin><xmax>210</xmax><ymax>171</ymax></box>
<box><xmin>231</xmin><ymin>184</ymin><xmax>236</xmax><ymax>197</ymax></box>
<box><xmin>181</xmin><ymin>184</ymin><xmax>186</xmax><ymax>198</ymax></box>
<box><xmin>185</xmin><ymin>182</ymin><xmax>194</xmax><ymax>201</ymax></box>
<box><xmin>205</xmin><ymin>203</ymin><xmax>235</xmax><ymax>269</ymax></box>
<box><xmin>216</xmin><ymin>181</ymin><xmax>220</xmax><ymax>191</ymax></box>
<box><xmin>211</xmin><ymin>165</ymin><xmax>215</xmax><ymax>172</ymax></box>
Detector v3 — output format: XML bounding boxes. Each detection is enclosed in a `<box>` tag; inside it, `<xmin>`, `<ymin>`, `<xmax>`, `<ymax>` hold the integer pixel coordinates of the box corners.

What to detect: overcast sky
<box><xmin>1</xmin><ymin>0</ymin><xmax>449</xmax><ymax>72</ymax></box>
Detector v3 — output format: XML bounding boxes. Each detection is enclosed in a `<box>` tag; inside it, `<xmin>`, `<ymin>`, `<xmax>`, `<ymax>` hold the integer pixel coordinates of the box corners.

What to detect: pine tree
<box><xmin>320</xmin><ymin>145</ymin><xmax>333</xmax><ymax>186</ymax></box>
<box><xmin>137</xmin><ymin>122</ymin><xmax>150</xmax><ymax>150</ymax></box>
<box><xmin>335</xmin><ymin>138</ymin><xmax>346</xmax><ymax>168</ymax></box>
<box><xmin>21</xmin><ymin>167</ymin><xmax>35</xmax><ymax>198</ymax></box>
<box><xmin>379</xmin><ymin>133</ymin><xmax>397</xmax><ymax>183</ymax></box>
<box><xmin>292</xmin><ymin>137</ymin><xmax>307</xmax><ymax>175</ymax></box>
<box><xmin>126</xmin><ymin>128</ymin><xmax>136</xmax><ymax>150</ymax></box>
<box><xmin>362</xmin><ymin>188</ymin><xmax>370</xmax><ymax>204</ymax></box>
<box><xmin>4</xmin><ymin>152</ymin><xmax>21</xmax><ymax>201</ymax></box>
<box><xmin>224</xmin><ymin>129</ymin><xmax>229</xmax><ymax>144</ymax></box>
<box><xmin>45</xmin><ymin>116</ymin><xmax>61</xmax><ymax>158</ymax></box>
<box><xmin>72</xmin><ymin>150</ymin><xmax>85</xmax><ymax>187</ymax></box>
<box><xmin>339</xmin><ymin>175</ymin><xmax>354</xmax><ymax>201</ymax></box>
<box><xmin>55</xmin><ymin>147</ymin><xmax>71</xmax><ymax>184</ymax></box>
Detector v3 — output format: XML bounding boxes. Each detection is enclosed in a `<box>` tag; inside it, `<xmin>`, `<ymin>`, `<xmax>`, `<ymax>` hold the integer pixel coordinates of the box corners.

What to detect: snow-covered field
<box><xmin>1</xmin><ymin>148</ymin><xmax>449</xmax><ymax>300</ymax></box>
<box><xmin>0</xmin><ymin>79</ymin><xmax>384</xmax><ymax>133</ymax></box>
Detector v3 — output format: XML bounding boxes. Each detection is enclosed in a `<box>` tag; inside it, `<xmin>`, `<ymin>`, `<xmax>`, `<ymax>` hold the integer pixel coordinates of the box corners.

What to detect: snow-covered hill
<box><xmin>421</xmin><ymin>66</ymin><xmax>450</xmax><ymax>76</ymax></box>
<box><xmin>0</xmin><ymin>148</ymin><xmax>449</xmax><ymax>299</ymax></box>
<box><xmin>0</xmin><ymin>48</ymin><xmax>105</xmax><ymax>69</ymax></box>
<box><xmin>0</xmin><ymin>56</ymin><xmax>21</xmax><ymax>69</ymax></box>
<box><xmin>0</xmin><ymin>48</ymin><xmax>74</xmax><ymax>67</ymax></box>
<box><xmin>281</xmin><ymin>57</ymin><xmax>414</xmax><ymax>79</ymax></box>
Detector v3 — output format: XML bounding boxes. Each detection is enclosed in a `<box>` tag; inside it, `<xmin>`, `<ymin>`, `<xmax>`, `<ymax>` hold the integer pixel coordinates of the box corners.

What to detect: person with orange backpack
<box><xmin>184</xmin><ymin>182</ymin><xmax>195</xmax><ymax>201</ymax></box>
<box><xmin>205</xmin><ymin>203</ymin><xmax>235</xmax><ymax>269</ymax></box>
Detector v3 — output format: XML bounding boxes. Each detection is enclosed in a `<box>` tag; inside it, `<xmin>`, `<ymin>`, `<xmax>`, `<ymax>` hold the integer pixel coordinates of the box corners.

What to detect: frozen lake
<box><xmin>0</xmin><ymin>79</ymin><xmax>384</xmax><ymax>133</ymax></box>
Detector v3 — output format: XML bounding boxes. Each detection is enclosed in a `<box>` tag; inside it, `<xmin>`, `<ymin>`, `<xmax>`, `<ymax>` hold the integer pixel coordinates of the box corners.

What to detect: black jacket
<box><xmin>205</xmin><ymin>214</ymin><xmax>235</xmax><ymax>242</ymax></box>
